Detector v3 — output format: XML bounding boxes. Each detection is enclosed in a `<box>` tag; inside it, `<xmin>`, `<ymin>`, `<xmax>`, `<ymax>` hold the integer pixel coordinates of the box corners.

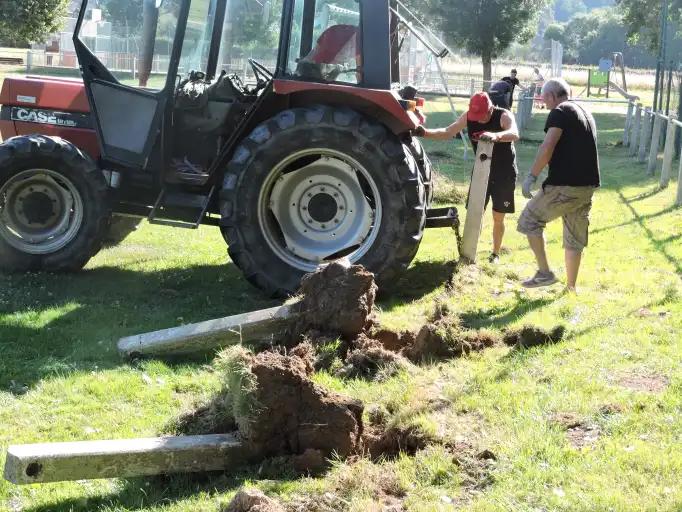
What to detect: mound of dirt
<box><xmin>290</xmin><ymin>260</ymin><xmax>377</xmax><ymax>340</ymax></box>
<box><xmin>362</xmin><ymin>424</ymin><xmax>431</xmax><ymax>459</ymax></box>
<box><xmin>237</xmin><ymin>350</ymin><xmax>364</xmax><ymax>465</ymax></box>
<box><xmin>337</xmin><ymin>334</ymin><xmax>409</xmax><ymax>379</ymax></box>
<box><xmin>222</xmin><ymin>488</ymin><xmax>284</xmax><ymax>512</ymax></box>
<box><xmin>404</xmin><ymin>319</ymin><xmax>499</xmax><ymax>362</ymax></box>
<box><xmin>502</xmin><ymin>325</ymin><xmax>565</xmax><ymax>348</ymax></box>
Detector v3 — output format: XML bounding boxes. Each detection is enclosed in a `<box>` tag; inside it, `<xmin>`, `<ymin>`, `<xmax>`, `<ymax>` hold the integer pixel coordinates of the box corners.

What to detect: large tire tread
<box><xmin>0</xmin><ymin>135</ymin><xmax>110</xmax><ymax>272</ymax></box>
<box><xmin>220</xmin><ymin>106</ymin><xmax>426</xmax><ymax>297</ymax></box>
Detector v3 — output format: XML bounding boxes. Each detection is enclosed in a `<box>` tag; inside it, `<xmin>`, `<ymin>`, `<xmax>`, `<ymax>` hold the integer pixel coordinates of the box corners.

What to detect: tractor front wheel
<box><xmin>220</xmin><ymin>106</ymin><xmax>426</xmax><ymax>297</ymax></box>
<box><xmin>0</xmin><ymin>136</ymin><xmax>110</xmax><ymax>272</ymax></box>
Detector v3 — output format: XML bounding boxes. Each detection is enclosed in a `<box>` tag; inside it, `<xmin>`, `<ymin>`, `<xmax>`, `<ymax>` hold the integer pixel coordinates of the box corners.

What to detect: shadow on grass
<box><xmin>0</xmin><ymin>263</ymin><xmax>278</xmax><ymax>390</ymax></box>
<box><xmin>380</xmin><ymin>259</ymin><xmax>458</xmax><ymax>307</ymax></box>
<box><xmin>616</xmin><ymin>190</ymin><xmax>682</xmax><ymax>277</ymax></box>
<box><xmin>460</xmin><ymin>294</ymin><xmax>558</xmax><ymax>330</ymax></box>
<box><xmin>25</xmin><ymin>469</ymin><xmax>302</xmax><ymax>512</ymax></box>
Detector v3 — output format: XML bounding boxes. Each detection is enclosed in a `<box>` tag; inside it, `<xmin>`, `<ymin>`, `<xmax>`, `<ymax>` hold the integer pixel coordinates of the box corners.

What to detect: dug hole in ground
<box><xmin>164</xmin><ymin>261</ymin><xmax>565</xmax><ymax>511</ymax></box>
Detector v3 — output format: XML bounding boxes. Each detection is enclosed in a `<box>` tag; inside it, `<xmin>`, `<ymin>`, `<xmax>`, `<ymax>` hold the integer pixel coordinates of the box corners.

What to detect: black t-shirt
<box><xmin>467</xmin><ymin>107</ymin><xmax>517</xmax><ymax>177</ymax></box>
<box><xmin>543</xmin><ymin>101</ymin><xmax>600</xmax><ymax>187</ymax></box>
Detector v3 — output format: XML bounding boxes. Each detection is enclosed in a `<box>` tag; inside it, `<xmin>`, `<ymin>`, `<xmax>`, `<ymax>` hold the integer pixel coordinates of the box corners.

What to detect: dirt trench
<box><xmin>174</xmin><ymin>260</ymin><xmax>564</xmax><ymax>475</ymax></box>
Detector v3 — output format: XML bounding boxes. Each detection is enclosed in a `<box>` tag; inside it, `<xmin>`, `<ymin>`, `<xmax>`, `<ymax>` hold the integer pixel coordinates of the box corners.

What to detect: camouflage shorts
<box><xmin>517</xmin><ymin>185</ymin><xmax>595</xmax><ymax>251</ymax></box>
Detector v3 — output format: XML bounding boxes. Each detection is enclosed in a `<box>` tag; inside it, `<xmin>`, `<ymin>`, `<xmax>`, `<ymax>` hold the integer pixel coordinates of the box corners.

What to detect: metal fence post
<box><xmin>624</xmin><ymin>101</ymin><xmax>634</xmax><ymax>146</ymax></box>
<box><xmin>660</xmin><ymin>118</ymin><xmax>677</xmax><ymax>188</ymax></box>
<box><xmin>630</xmin><ymin>104</ymin><xmax>642</xmax><ymax>156</ymax></box>
<box><xmin>638</xmin><ymin>108</ymin><xmax>653</xmax><ymax>163</ymax></box>
<box><xmin>647</xmin><ymin>113</ymin><xmax>664</xmax><ymax>174</ymax></box>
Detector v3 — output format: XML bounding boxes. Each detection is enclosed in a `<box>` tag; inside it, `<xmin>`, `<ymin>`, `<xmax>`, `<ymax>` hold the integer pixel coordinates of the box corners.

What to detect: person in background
<box><xmin>501</xmin><ymin>68</ymin><xmax>521</xmax><ymax>107</ymax></box>
<box><xmin>489</xmin><ymin>79</ymin><xmax>513</xmax><ymax>109</ymax></box>
<box><xmin>415</xmin><ymin>92</ymin><xmax>520</xmax><ymax>263</ymax></box>
<box><xmin>517</xmin><ymin>78</ymin><xmax>600</xmax><ymax>292</ymax></box>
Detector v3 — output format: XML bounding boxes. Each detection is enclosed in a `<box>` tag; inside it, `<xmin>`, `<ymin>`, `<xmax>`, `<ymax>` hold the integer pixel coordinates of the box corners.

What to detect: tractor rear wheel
<box><xmin>0</xmin><ymin>135</ymin><xmax>110</xmax><ymax>272</ymax></box>
<box><xmin>220</xmin><ymin>106</ymin><xmax>426</xmax><ymax>297</ymax></box>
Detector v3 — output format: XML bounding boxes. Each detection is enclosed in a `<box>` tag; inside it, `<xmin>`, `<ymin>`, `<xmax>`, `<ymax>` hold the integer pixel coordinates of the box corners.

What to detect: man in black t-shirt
<box><xmin>490</xmin><ymin>69</ymin><xmax>521</xmax><ymax>109</ymax></box>
<box><xmin>517</xmin><ymin>78</ymin><xmax>600</xmax><ymax>292</ymax></box>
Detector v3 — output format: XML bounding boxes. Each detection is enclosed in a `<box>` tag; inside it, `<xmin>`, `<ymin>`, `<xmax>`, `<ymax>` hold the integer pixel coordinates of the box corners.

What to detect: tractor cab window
<box><xmin>76</xmin><ymin>0</ymin><xmax>182</xmax><ymax>90</ymax></box>
<box><xmin>217</xmin><ymin>0</ymin><xmax>284</xmax><ymax>79</ymax></box>
<box><xmin>286</xmin><ymin>1</ymin><xmax>362</xmax><ymax>84</ymax></box>
<box><xmin>178</xmin><ymin>0</ymin><xmax>218</xmax><ymax>76</ymax></box>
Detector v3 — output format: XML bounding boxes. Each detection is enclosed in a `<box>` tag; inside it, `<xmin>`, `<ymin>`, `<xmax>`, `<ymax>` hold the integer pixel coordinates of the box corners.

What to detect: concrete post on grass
<box><xmin>647</xmin><ymin>113</ymin><xmax>664</xmax><ymax>174</ymax></box>
<box><xmin>3</xmin><ymin>434</ymin><xmax>250</xmax><ymax>484</ymax></box>
<box><xmin>630</xmin><ymin>104</ymin><xmax>642</xmax><ymax>156</ymax></box>
<box><xmin>638</xmin><ymin>108</ymin><xmax>653</xmax><ymax>163</ymax></box>
<box><xmin>624</xmin><ymin>101</ymin><xmax>635</xmax><ymax>146</ymax></box>
<box><xmin>660</xmin><ymin>117</ymin><xmax>677</xmax><ymax>188</ymax></box>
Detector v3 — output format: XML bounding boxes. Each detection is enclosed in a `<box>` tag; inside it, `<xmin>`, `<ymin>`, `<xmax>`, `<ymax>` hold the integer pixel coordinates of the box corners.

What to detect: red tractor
<box><xmin>0</xmin><ymin>0</ymin><xmax>456</xmax><ymax>296</ymax></box>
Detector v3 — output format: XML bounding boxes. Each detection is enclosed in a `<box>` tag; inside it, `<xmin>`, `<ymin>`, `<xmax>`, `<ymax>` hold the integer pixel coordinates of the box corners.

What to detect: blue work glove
<box><xmin>522</xmin><ymin>173</ymin><xmax>538</xmax><ymax>199</ymax></box>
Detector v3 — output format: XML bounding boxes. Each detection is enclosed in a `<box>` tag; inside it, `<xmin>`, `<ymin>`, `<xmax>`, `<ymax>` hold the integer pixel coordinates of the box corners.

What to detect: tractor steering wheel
<box><xmin>248</xmin><ymin>59</ymin><xmax>273</xmax><ymax>91</ymax></box>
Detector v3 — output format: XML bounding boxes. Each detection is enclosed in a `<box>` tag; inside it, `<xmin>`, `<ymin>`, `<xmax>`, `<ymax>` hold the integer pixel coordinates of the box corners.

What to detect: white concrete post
<box><xmin>638</xmin><ymin>108</ymin><xmax>652</xmax><ymax>163</ymax></box>
<box><xmin>630</xmin><ymin>104</ymin><xmax>642</xmax><ymax>156</ymax></box>
<box><xmin>660</xmin><ymin>118</ymin><xmax>677</xmax><ymax>188</ymax></box>
<box><xmin>677</xmin><ymin>149</ymin><xmax>682</xmax><ymax>206</ymax></box>
<box><xmin>647</xmin><ymin>114</ymin><xmax>664</xmax><ymax>174</ymax></box>
<box><xmin>624</xmin><ymin>101</ymin><xmax>634</xmax><ymax>146</ymax></box>
<box><xmin>460</xmin><ymin>142</ymin><xmax>493</xmax><ymax>263</ymax></box>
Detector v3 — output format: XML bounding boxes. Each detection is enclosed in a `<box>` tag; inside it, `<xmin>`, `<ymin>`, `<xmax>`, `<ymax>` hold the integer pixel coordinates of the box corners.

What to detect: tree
<box><xmin>434</xmin><ymin>0</ymin><xmax>550</xmax><ymax>82</ymax></box>
<box><xmin>543</xmin><ymin>23</ymin><xmax>566</xmax><ymax>44</ymax></box>
<box><xmin>0</xmin><ymin>0</ymin><xmax>69</xmax><ymax>45</ymax></box>
<box><xmin>616</xmin><ymin>0</ymin><xmax>681</xmax><ymax>51</ymax></box>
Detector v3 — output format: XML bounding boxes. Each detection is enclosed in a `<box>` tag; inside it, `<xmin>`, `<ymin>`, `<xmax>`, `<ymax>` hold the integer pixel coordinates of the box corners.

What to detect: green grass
<box><xmin>1</xmin><ymin>80</ymin><xmax>682</xmax><ymax>511</ymax></box>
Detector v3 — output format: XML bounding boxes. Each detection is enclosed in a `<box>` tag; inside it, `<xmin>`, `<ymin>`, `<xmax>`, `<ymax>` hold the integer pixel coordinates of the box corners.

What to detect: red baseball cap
<box><xmin>467</xmin><ymin>92</ymin><xmax>493</xmax><ymax>122</ymax></box>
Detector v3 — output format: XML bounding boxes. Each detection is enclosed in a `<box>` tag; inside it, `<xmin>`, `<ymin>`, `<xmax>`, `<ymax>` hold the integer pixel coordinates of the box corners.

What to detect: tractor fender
<box><xmin>272</xmin><ymin>79</ymin><xmax>419</xmax><ymax>135</ymax></box>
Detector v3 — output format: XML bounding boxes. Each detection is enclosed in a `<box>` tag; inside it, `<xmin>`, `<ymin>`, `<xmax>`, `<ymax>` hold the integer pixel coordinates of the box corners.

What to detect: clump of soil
<box><xmin>238</xmin><ymin>349</ymin><xmax>364</xmax><ymax>461</ymax></box>
<box><xmin>549</xmin><ymin>412</ymin><xmax>600</xmax><ymax>448</ymax></box>
<box><xmin>404</xmin><ymin>317</ymin><xmax>499</xmax><ymax>362</ymax></box>
<box><xmin>290</xmin><ymin>260</ymin><xmax>377</xmax><ymax>340</ymax></box>
<box><xmin>599</xmin><ymin>403</ymin><xmax>625</xmax><ymax>416</ymax></box>
<box><xmin>502</xmin><ymin>325</ymin><xmax>566</xmax><ymax>348</ymax></box>
<box><xmin>337</xmin><ymin>334</ymin><xmax>409</xmax><ymax>380</ymax></box>
<box><xmin>362</xmin><ymin>424</ymin><xmax>432</xmax><ymax>459</ymax></box>
<box><xmin>221</xmin><ymin>488</ymin><xmax>284</xmax><ymax>512</ymax></box>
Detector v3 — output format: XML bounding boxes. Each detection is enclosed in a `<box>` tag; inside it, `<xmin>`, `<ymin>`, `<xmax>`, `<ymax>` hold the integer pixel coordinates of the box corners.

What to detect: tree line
<box><xmin>1</xmin><ymin>0</ymin><xmax>679</xmax><ymax>77</ymax></box>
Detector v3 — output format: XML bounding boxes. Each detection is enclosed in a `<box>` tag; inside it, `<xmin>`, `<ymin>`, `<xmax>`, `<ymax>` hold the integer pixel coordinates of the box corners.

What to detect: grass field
<box><xmin>1</xmin><ymin>69</ymin><xmax>681</xmax><ymax>511</ymax></box>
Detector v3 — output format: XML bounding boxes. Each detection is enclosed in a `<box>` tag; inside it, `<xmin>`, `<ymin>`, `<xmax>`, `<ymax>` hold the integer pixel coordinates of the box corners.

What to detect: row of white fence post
<box><xmin>624</xmin><ymin>101</ymin><xmax>682</xmax><ymax>206</ymax></box>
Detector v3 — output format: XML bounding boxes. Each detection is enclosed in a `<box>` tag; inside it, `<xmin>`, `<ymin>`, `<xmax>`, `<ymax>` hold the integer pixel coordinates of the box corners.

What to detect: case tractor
<box><xmin>0</xmin><ymin>0</ymin><xmax>458</xmax><ymax>296</ymax></box>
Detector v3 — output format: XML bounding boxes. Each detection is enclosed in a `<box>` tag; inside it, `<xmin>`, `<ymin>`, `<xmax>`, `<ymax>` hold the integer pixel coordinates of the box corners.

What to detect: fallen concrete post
<box><xmin>4</xmin><ymin>434</ymin><xmax>250</xmax><ymax>484</ymax></box>
<box><xmin>118</xmin><ymin>304</ymin><xmax>296</xmax><ymax>358</ymax></box>
<box><xmin>460</xmin><ymin>141</ymin><xmax>493</xmax><ymax>263</ymax></box>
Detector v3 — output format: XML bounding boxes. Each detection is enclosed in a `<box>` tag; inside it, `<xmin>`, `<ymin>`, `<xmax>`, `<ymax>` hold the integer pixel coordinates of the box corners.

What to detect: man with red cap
<box><xmin>415</xmin><ymin>92</ymin><xmax>520</xmax><ymax>263</ymax></box>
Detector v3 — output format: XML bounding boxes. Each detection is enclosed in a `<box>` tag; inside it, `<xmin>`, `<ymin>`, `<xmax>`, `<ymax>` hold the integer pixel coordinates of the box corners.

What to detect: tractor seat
<box><xmin>296</xmin><ymin>24</ymin><xmax>361</xmax><ymax>82</ymax></box>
